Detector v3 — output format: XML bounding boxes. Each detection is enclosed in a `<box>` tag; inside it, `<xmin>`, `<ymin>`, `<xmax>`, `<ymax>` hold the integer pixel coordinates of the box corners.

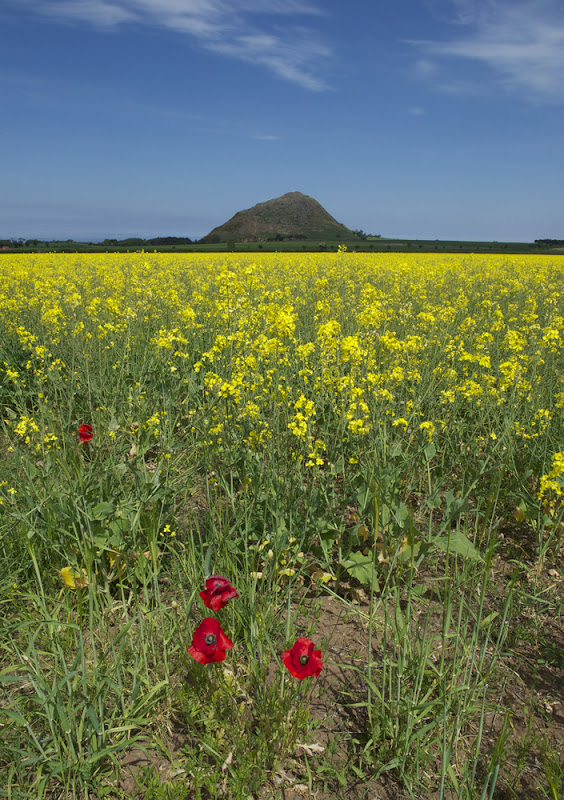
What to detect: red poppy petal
<box><xmin>217</xmin><ymin>629</ymin><xmax>234</xmax><ymax>651</ymax></box>
<box><xmin>308</xmin><ymin>651</ymin><xmax>323</xmax><ymax>677</ymax></box>
<box><xmin>192</xmin><ymin>617</ymin><xmax>220</xmax><ymax>652</ymax></box>
<box><xmin>78</xmin><ymin>424</ymin><xmax>93</xmax><ymax>442</ymax></box>
<box><xmin>282</xmin><ymin>648</ymin><xmax>302</xmax><ymax>678</ymax></box>
<box><xmin>283</xmin><ymin>638</ymin><xmax>322</xmax><ymax>679</ymax></box>
<box><xmin>199</xmin><ymin>589</ymin><xmax>218</xmax><ymax>610</ymax></box>
<box><xmin>205</xmin><ymin>592</ymin><xmax>225</xmax><ymax>612</ymax></box>
<box><xmin>210</xmin><ymin>596</ymin><xmax>223</xmax><ymax>612</ymax></box>
<box><xmin>200</xmin><ymin>580</ymin><xmax>238</xmax><ymax>611</ymax></box>
<box><xmin>222</xmin><ymin>586</ymin><xmax>239</xmax><ymax>602</ymax></box>
<box><xmin>206</xmin><ymin>647</ymin><xmax>227</xmax><ymax>663</ymax></box>
<box><xmin>205</xmin><ymin>575</ymin><xmax>231</xmax><ymax>590</ymax></box>
<box><xmin>212</xmin><ymin>587</ymin><xmax>238</xmax><ymax>609</ymax></box>
<box><xmin>188</xmin><ymin>644</ymin><xmax>211</xmax><ymax>664</ymax></box>
<box><xmin>290</xmin><ymin>637</ymin><xmax>313</xmax><ymax>665</ymax></box>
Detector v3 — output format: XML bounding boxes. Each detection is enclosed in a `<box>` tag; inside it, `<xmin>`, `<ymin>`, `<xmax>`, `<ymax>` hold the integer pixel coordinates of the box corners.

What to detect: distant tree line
<box><xmin>534</xmin><ymin>239</ymin><xmax>564</xmax><ymax>246</ymax></box>
<box><xmin>1</xmin><ymin>239</ymin><xmax>41</xmax><ymax>248</ymax></box>
<box><xmin>102</xmin><ymin>236</ymin><xmax>193</xmax><ymax>246</ymax></box>
<box><xmin>148</xmin><ymin>236</ymin><xmax>193</xmax><ymax>245</ymax></box>
<box><xmin>0</xmin><ymin>236</ymin><xmax>194</xmax><ymax>249</ymax></box>
<box><xmin>266</xmin><ymin>233</ymin><xmax>308</xmax><ymax>241</ymax></box>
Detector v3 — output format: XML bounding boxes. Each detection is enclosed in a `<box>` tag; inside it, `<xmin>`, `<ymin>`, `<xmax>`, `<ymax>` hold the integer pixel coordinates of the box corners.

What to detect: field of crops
<box><xmin>1</xmin><ymin>251</ymin><xmax>563</xmax><ymax>799</ymax></box>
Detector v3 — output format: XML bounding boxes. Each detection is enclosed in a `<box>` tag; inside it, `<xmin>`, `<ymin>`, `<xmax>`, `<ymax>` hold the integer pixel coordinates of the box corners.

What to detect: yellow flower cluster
<box><xmin>538</xmin><ymin>452</ymin><xmax>564</xmax><ymax>505</ymax></box>
<box><xmin>0</xmin><ymin>251</ymin><xmax>562</xmax><ymax>481</ymax></box>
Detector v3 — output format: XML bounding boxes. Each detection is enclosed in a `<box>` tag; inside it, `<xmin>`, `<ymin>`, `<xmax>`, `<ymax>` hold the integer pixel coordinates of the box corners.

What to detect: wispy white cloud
<box><xmin>252</xmin><ymin>133</ymin><xmax>280</xmax><ymax>140</ymax></box>
<box><xmin>14</xmin><ymin>0</ymin><xmax>332</xmax><ymax>90</ymax></box>
<box><xmin>209</xmin><ymin>27</ymin><xmax>331</xmax><ymax>91</ymax></box>
<box><xmin>410</xmin><ymin>0</ymin><xmax>564</xmax><ymax>102</ymax></box>
<box><xmin>37</xmin><ymin>0</ymin><xmax>137</xmax><ymax>27</ymax></box>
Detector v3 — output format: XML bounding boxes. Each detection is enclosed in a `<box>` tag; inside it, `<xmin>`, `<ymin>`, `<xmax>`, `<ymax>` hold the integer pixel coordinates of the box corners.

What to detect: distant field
<box><xmin>0</xmin><ymin>251</ymin><xmax>562</xmax><ymax>799</ymax></box>
<box><xmin>1</xmin><ymin>237</ymin><xmax>561</xmax><ymax>254</ymax></box>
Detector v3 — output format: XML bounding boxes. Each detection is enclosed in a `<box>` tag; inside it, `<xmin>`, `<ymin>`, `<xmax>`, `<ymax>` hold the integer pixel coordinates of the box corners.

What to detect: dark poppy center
<box><xmin>204</xmin><ymin>634</ymin><xmax>217</xmax><ymax>646</ymax></box>
<box><xmin>299</xmin><ymin>654</ymin><xmax>309</xmax><ymax>666</ymax></box>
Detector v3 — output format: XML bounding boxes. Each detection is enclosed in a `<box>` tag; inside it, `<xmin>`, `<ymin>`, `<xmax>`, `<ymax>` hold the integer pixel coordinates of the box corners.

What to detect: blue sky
<box><xmin>1</xmin><ymin>0</ymin><xmax>563</xmax><ymax>241</ymax></box>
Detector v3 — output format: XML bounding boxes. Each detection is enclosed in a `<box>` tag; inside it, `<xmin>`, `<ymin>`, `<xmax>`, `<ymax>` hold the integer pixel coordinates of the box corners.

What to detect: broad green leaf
<box><xmin>424</xmin><ymin>441</ymin><xmax>436</xmax><ymax>461</ymax></box>
<box><xmin>341</xmin><ymin>551</ymin><xmax>379</xmax><ymax>591</ymax></box>
<box><xmin>434</xmin><ymin>531</ymin><xmax>482</xmax><ymax>561</ymax></box>
<box><xmin>319</xmin><ymin>528</ymin><xmax>339</xmax><ymax>546</ymax></box>
<box><xmin>444</xmin><ymin>490</ymin><xmax>469</xmax><ymax>519</ymax></box>
<box><xmin>89</xmin><ymin>501</ymin><xmax>115</xmax><ymax>520</ymax></box>
<box><xmin>394</xmin><ymin>501</ymin><xmax>409</xmax><ymax>526</ymax></box>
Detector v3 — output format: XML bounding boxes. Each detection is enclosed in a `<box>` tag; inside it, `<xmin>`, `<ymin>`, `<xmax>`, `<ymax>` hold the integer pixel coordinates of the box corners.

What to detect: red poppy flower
<box><xmin>188</xmin><ymin>617</ymin><xmax>233</xmax><ymax>664</ymax></box>
<box><xmin>199</xmin><ymin>575</ymin><xmax>238</xmax><ymax>611</ymax></box>
<box><xmin>78</xmin><ymin>424</ymin><xmax>93</xmax><ymax>442</ymax></box>
<box><xmin>282</xmin><ymin>637</ymin><xmax>323</xmax><ymax>679</ymax></box>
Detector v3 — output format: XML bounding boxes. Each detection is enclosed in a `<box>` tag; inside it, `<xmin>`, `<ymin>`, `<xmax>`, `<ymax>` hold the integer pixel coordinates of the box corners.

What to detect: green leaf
<box><xmin>341</xmin><ymin>551</ymin><xmax>379</xmax><ymax>591</ymax></box>
<box><xmin>4</xmin><ymin>709</ymin><xmax>29</xmax><ymax>727</ymax></box>
<box><xmin>434</xmin><ymin>530</ymin><xmax>482</xmax><ymax>561</ymax></box>
<box><xmin>444</xmin><ymin>490</ymin><xmax>469</xmax><ymax>519</ymax></box>
<box><xmin>446</xmin><ymin>763</ymin><xmax>460</xmax><ymax>794</ymax></box>
<box><xmin>389</xmin><ymin>440</ymin><xmax>403</xmax><ymax>458</ymax></box>
<box><xmin>319</xmin><ymin>527</ymin><xmax>339</xmax><ymax>544</ymax></box>
<box><xmin>424</xmin><ymin>441</ymin><xmax>436</xmax><ymax>461</ymax></box>
<box><xmin>317</xmin><ymin>524</ymin><xmax>340</xmax><ymax>560</ymax></box>
<box><xmin>394</xmin><ymin>501</ymin><xmax>409</xmax><ymax>526</ymax></box>
<box><xmin>426</xmin><ymin>492</ymin><xmax>442</xmax><ymax>510</ymax></box>
<box><xmin>331</xmin><ymin>456</ymin><xmax>345</xmax><ymax>475</ymax></box>
<box><xmin>130</xmin><ymin>679</ymin><xmax>168</xmax><ymax>718</ymax></box>
<box><xmin>480</xmin><ymin>611</ymin><xmax>499</xmax><ymax>628</ymax></box>
<box><xmin>89</xmin><ymin>502</ymin><xmax>115</xmax><ymax>520</ymax></box>
<box><xmin>108</xmin><ymin>518</ymin><xmax>129</xmax><ymax>537</ymax></box>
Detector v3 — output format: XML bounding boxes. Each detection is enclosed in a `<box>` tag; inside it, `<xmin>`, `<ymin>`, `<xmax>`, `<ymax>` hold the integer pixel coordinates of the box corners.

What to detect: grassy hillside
<box><xmin>200</xmin><ymin>191</ymin><xmax>358</xmax><ymax>243</ymax></box>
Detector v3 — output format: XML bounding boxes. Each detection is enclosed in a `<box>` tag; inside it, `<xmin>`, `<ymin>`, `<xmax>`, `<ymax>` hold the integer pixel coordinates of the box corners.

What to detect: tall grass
<box><xmin>0</xmin><ymin>251</ymin><xmax>563</xmax><ymax>798</ymax></box>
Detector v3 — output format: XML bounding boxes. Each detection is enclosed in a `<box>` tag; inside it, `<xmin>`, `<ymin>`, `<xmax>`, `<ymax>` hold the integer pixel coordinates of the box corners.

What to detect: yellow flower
<box><xmin>311</xmin><ymin>570</ymin><xmax>335</xmax><ymax>584</ymax></box>
<box><xmin>60</xmin><ymin>566</ymin><xmax>90</xmax><ymax>589</ymax></box>
<box><xmin>418</xmin><ymin>421</ymin><xmax>435</xmax><ymax>442</ymax></box>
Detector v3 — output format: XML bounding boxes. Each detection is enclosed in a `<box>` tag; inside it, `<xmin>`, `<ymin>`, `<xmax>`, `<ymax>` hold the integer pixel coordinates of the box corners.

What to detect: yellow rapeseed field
<box><xmin>1</xmin><ymin>251</ymin><xmax>562</xmax><ymax>481</ymax></box>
